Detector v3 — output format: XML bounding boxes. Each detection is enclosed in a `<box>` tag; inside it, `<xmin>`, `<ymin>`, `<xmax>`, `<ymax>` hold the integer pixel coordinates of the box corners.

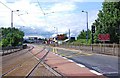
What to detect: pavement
<box><xmin>31</xmin><ymin>45</ymin><xmax>106</xmax><ymax>78</ymax></box>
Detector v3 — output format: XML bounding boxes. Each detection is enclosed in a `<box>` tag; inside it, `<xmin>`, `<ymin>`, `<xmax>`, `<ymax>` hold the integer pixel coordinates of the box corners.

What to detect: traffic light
<box><xmin>92</xmin><ymin>25</ymin><xmax>95</xmax><ymax>33</ymax></box>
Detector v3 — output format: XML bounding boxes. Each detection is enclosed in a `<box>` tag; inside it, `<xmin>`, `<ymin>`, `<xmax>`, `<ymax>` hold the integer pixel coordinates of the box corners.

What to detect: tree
<box><xmin>0</xmin><ymin>27</ymin><xmax>24</xmax><ymax>47</ymax></box>
<box><xmin>77</xmin><ymin>29</ymin><xmax>91</xmax><ymax>39</ymax></box>
<box><xmin>93</xmin><ymin>1</ymin><xmax>120</xmax><ymax>43</ymax></box>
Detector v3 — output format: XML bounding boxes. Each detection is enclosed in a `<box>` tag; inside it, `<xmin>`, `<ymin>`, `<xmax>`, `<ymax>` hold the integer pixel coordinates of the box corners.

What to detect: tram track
<box><xmin>1</xmin><ymin>45</ymin><xmax>45</xmax><ymax>77</ymax></box>
<box><xmin>25</xmin><ymin>46</ymin><xmax>63</xmax><ymax>77</ymax></box>
<box><xmin>25</xmin><ymin>49</ymin><xmax>50</xmax><ymax>78</ymax></box>
<box><xmin>2</xmin><ymin>45</ymin><xmax>63</xmax><ymax>77</ymax></box>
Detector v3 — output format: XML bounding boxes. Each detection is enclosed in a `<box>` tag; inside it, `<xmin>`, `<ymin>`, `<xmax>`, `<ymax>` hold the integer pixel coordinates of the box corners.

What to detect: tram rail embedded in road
<box><xmin>1</xmin><ymin>46</ymin><xmax>45</xmax><ymax>77</ymax></box>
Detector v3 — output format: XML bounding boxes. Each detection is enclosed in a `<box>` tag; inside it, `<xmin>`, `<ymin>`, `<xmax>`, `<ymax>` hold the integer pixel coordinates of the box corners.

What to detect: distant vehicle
<box><xmin>22</xmin><ymin>44</ymin><xmax>27</xmax><ymax>49</ymax></box>
<box><xmin>23</xmin><ymin>39</ymin><xmax>34</xmax><ymax>43</ymax></box>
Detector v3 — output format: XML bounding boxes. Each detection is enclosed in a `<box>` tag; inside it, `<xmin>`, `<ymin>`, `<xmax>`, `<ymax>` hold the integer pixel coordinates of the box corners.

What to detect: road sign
<box><xmin>98</xmin><ymin>34</ymin><xmax>110</xmax><ymax>41</ymax></box>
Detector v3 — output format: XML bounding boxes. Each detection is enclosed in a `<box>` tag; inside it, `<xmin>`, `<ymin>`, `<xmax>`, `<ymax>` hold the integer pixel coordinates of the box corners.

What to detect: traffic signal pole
<box><xmin>91</xmin><ymin>25</ymin><xmax>95</xmax><ymax>51</ymax></box>
<box><xmin>91</xmin><ymin>33</ymin><xmax>94</xmax><ymax>51</ymax></box>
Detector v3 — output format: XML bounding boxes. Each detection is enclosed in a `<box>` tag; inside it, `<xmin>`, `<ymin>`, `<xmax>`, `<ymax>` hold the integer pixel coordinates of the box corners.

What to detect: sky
<box><xmin>0</xmin><ymin>0</ymin><xmax>104</xmax><ymax>38</ymax></box>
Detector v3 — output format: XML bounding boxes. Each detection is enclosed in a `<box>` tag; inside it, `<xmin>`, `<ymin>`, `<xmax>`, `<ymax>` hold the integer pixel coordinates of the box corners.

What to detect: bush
<box><xmin>0</xmin><ymin>27</ymin><xmax>24</xmax><ymax>47</ymax></box>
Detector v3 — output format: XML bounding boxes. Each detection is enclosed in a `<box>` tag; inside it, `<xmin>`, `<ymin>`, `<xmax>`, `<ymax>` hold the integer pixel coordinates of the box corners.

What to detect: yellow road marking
<box><xmin>60</xmin><ymin>52</ymin><xmax>93</xmax><ymax>58</ymax></box>
<box><xmin>52</xmin><ymin>47</ymin><xmax>93</xmax><ymax>58</ymax></box>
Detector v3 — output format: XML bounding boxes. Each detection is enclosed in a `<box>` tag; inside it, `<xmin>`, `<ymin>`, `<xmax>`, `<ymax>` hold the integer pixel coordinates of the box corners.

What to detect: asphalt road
<box><xmin>48</xmin><ymin>47</ymin><xmax>119</xmax><ymax>78</ymax></box>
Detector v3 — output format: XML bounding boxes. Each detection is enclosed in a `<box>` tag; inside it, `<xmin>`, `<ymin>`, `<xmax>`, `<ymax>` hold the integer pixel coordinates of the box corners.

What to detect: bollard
<box><xmin>53</xmin><ymin>48</ymin><xmax>57</xmax><ymax>54</ymax></box>
<box><xmin>55</xmin><ymin>48</ymin><xmax>57</xmax><ymax>53</ymax></box>
<box><xmin>53</xmin><ymin>48</ymin><xmax>55</xmax><ymax>52</ymax></box>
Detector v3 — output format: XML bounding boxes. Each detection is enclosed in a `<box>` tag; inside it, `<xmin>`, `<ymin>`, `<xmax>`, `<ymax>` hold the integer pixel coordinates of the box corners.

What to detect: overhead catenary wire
<box><xmin>0</xmin><ymin>0</ymin><xmax>55</xmax><ymax>37</ymax></box>
<box><xmin>36</xmin><ymin>0</ymin><xmax>56</xmax><ymax>35</ymax></box>
<box><xmin>36</xmin><ymin>0</ymin><xmax>47</xmax><ymax>24</ymax></box>
<box><xmin>36</xmin><ymin>0</ymin><xmax>45</xmax><ymax>15</ymax></box>
<box><xmin>0</xmin><ymin>1</ymin><xmax>29</xmax><ymax>27</ymax></box>
<box><xmin>36</xmin><ymin>0</ymin><xmax>53</xmax><ymax>35</ymax></box>
<box><xmin>17</xmin><ymin>15</ymin><xmax>28</xmax><ymax>26</ymax></box>
<box><xmin>0</xmin><ymin>1</ymin><xmax>12</xmax><ymax>11</ymax></box>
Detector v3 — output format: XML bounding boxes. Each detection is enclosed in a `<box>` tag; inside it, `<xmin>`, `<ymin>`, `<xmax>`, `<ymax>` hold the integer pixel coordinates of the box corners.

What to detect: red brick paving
<box><xmin>31</xmin><ymin>45</ymin><xmax>106</xmax><ymax>78</ymax></box>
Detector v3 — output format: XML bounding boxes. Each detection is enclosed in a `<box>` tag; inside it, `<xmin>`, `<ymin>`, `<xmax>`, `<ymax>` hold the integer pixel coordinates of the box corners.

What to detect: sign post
<box><xmin>98</xmin><ymin>34</ymin><xmax>110</xmax><ymax>53</ymax></box>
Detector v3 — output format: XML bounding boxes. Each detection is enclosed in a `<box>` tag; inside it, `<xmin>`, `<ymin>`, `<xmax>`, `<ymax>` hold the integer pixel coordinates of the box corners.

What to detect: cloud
<box><xmin>0</xmin><ymin>0</ymin><xmax>101</xmax><ymax>38</ymax></box>
<box><xmin>0</xmin><ymin>0</ymin><xmax>11</xmax><ymax>27</ymax></box>
<box><xmin>45</xmin><ymin>9</ymin><xmax>99</xmax><ymax>37</ymax></box>
<box><xmin>49</xmin><ymin>2</ymin><xmax>76</xmax><ymax>12</ymax></box>
<box><xmin>29</xmin><ymin>0</ymin><xmax>104</xmax><ymax>2</ymax></box>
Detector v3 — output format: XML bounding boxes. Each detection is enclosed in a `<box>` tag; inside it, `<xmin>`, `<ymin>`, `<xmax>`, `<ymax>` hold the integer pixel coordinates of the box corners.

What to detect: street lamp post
<box><xmin>82</xmin><ymin>10</ymin><xmax>88</xmax><ymax>44</ymax></box>
<box><xmin>11</xmin><ymin>10</ymin><xmax>19</xmax><ymax>28</ymax></box>
<box><xmin>54</xmin><ymin>27</ymin><xmax>58</xmax><ymax>36</ymax></box>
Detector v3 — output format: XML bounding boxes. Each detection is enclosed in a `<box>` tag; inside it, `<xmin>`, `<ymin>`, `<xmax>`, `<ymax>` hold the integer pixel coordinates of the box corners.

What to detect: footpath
<box><xmin>31</xmin><ymin>45</ymin><xmax>106</xmax><ymax>78</ymax></box>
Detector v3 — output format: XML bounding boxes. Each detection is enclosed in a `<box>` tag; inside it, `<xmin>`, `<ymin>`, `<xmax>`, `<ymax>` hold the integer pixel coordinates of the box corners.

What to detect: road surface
<box><xmin>47</xmin><ymin>46</ymin><xmax>119</xmax><ymax>78</ymax></box>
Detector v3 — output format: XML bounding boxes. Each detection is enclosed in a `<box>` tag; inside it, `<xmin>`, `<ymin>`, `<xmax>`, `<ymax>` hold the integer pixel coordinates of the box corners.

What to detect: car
<box><xmin>23</xmin><ymin>39</ymin><xmax>34</xmax><ymax>43</ymax></box>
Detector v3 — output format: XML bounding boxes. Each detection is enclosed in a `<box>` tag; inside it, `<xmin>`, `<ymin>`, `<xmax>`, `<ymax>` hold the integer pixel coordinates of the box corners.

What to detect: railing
<box><xmin>58</xmin><ymin>43</ymin><xmax>119</xmax><ymax>56</ymax></box>
<box><xmin>0</xmin><ymin>45</ymin><xmax>25</xmax><ymax>56</ymax></box>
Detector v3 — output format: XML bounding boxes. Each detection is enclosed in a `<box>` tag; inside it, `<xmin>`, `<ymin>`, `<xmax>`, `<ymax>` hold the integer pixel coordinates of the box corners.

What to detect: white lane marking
<box><xmin>58</xmin><ymin>55</ymin><xmax>62</xmax><ymax>57</ymax></box>
<box><xmin>68</xmin><ymin>59</ymin><xmax>74</xmax><ymax>62</ymax></box>
<box><xmin>53</xmin><ymin>52</ymin><xmax>68</xmax><ymax>60</ymax></box>
<box><xmin>90</xmin><ymin>70</ymin><xmax>102</xmax><ymax>75</ymax></box>
<box><xmin>52</xmin><ymin>53</ymin><xmax>55</xmax><ymax>55</ymax></box>
<box><xmin>62</xmin><ymin>57</ymin><xmax>67</xmax><ymax>60</ymax></box>
<box><xmin>55</xmin><ymin>53</ymin><xmax>59</xmax><ymax>56</ymax></box>
<box><xmin>76</xmin><ymin>63</ymin><xmax>85</xmax><ymax>67</ymax></box>
<box><xmin>45</xmin><ymin>49</ymin><xmax>47</xmax><ymax>52</ymax></box>
<box><xmin>52</xmin><ymin>52</ymin><xmax>86</xmax><ymax>68</ymax></box>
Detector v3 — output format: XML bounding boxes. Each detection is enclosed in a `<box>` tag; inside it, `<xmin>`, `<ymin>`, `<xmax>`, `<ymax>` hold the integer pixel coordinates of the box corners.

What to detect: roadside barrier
<box><xmin>1</xmin><ymin>45</ymin><xmax>26</xmax><ymax>56</ymax></box>
<box><xmin>59</xmin><ymin>43</ymin><xmax>119</xmax><ymax>56</ymax></box>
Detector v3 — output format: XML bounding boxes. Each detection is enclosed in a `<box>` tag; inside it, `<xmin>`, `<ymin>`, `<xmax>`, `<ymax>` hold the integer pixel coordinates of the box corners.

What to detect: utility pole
<box><xmin>82</xmin><ymin>10</ymin><xmax>88</xmax><ymax>44</ymax></box>
<box><xmin>11</xmin><ymin>10</ymin><xmax>19</xmax><ymax>28</ymax></box>
<box><xmin>11</xmin><ymin>11</ymin><xmax>13</xmax><ymax>28</ymax></box>
<box><xmin>69</xmin><ymin>29</ymin><xmax>70</xmax><ymax>39</ymax></box>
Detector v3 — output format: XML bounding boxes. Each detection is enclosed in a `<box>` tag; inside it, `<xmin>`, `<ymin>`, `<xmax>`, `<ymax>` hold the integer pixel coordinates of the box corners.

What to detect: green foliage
<box><xmin>0</xmin><ymin>27</ymin><xmax>24</xmax><ymax>47</ymax></box>
<box><xmin>93</xmin><ymin>1</ymin><xmax>120</xmax><ymax>43</ymax></box>
<box><xmin>76</xmin><ymin>39</ymin><xmax>86</xmax><ymax>44</ymax></box>
<box><xmin>77</xmin><ymin>30</ymin><xmax>86</xmax><ymax>39</ymax></box>
<box><xmin>77</xmin><ymin>29</ymin><xmax>91</xmax><ymax>40</ymax></box>
<box><xmin>76</xmin><ymin>29</ymin><xmax>91</xmax><ymax>44</ymax></box>
<box><xmin>72</xmin><ymin>39</ymin><xmax>91</xmax><ymax>45</ymax></box>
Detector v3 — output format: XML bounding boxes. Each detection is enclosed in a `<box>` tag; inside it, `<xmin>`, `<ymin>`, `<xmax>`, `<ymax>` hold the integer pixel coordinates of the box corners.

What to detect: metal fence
<box><xmin>58</xmin><ymin>43</ymin><xmax>119</xmax><ymax>56</ymax></box>
<box><xmin>0</xmin><ymin>46</ymin><xmax>23</xmax><ymax>56</ymax></box>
